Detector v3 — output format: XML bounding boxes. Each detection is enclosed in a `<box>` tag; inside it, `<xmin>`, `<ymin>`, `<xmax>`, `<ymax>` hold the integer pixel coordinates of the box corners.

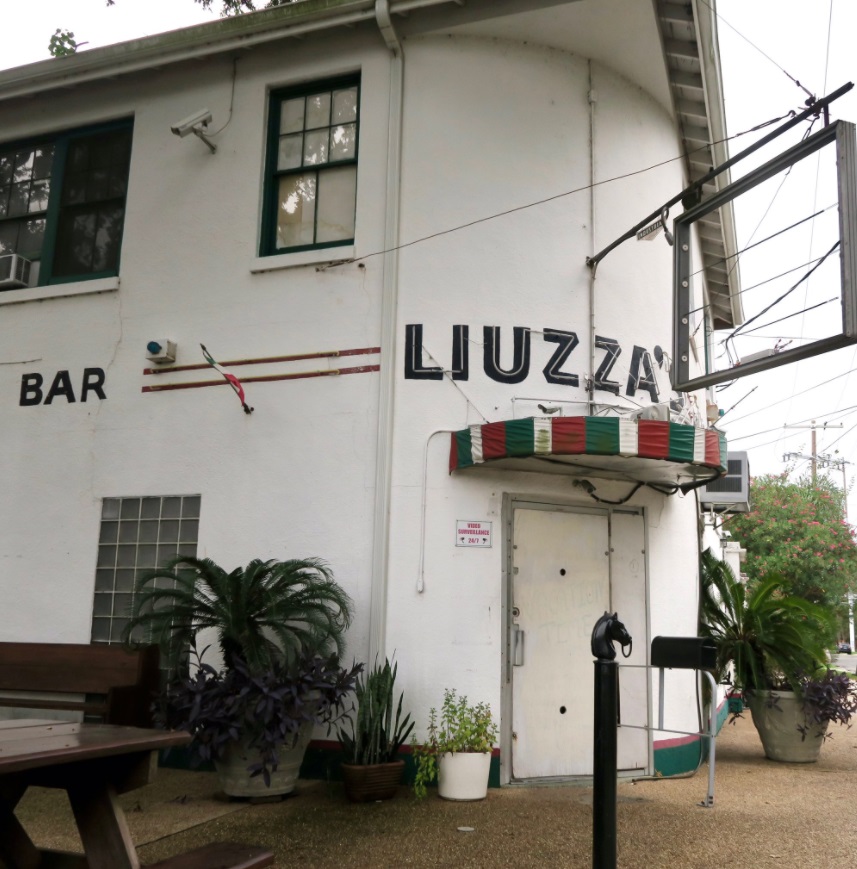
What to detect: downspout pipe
<box><xmin>368</xmin><ymin>0</ymin><xmax>404</xmax><ymax>665</ymax></box>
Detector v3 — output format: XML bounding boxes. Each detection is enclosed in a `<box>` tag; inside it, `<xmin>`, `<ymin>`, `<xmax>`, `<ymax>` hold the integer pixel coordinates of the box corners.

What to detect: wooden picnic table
<box><xmin>0</xmin><ymin>719</ymin><xmax>273</xmax><ymax>869</ymax></box>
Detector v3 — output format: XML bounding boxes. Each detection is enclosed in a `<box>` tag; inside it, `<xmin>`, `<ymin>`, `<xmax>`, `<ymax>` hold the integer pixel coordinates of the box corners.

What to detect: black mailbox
<box><xmin>651</xmin><ymin>636</ymin><xmax>717</xmax><ymax>671</ymax></box>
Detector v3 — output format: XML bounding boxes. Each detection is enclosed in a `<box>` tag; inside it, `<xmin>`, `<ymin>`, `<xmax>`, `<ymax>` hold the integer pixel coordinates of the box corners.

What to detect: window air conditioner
<box><xmin>0</xmin><ymin>254</ymin><xmax>32</xmax><ymax>290</ymax></box>
<box><xmin>700</xmin><ymin>451</ymin><xmax>750</xmax><ymax>513</ymax></box>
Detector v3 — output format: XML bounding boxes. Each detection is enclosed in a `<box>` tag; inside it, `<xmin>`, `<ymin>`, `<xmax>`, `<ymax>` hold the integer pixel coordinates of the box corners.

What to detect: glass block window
<box><xmin>262</xmin><ymin>77</ymin><xmax>359</xmax><ymax>255</ymax></box>
<box><xmin>92</xmin><ymin>495</ymin><xmax>200</xmax><ymax>645</ymax></box>
<box><xmin>0</xmin><ymin>119</ymin><xmax>132</xmax><ymax>289</ymax></box>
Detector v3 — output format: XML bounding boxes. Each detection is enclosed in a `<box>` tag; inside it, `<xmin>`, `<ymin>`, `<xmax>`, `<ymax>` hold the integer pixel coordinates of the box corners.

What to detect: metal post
<box><xmin>590</xmin><ymin>612</ymin><xmax>632</xmax><ymax>869</ymax></box>
<box><xmin>593</xmin><ymin>659</ymin><xmax>618</xmax><ymax>869</ymax></box>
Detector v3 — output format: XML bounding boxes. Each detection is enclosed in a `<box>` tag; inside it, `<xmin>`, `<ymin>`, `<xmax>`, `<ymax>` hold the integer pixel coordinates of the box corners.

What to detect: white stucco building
<box><xmin>0</xmin><ymin>0</ymin><xmax>740</xmax><ymax>783</ymax></box>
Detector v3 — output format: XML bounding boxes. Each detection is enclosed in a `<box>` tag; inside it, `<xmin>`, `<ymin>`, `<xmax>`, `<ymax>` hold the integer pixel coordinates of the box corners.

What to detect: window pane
<box><xmin>53</xmin><ymin>210</ymin><xmax>95</xmax><ymax>274</ymax></box>
<box><xmin>277</xmin><ymin>134</ymin><xmax>303</xmax><ymax>171</ymax></box>
<box><xmin>0</xmin><ymin>223</ymin><xmax>17</xmax><ymax>254</ymax></box>
<box><xmin>18</xmin><ymin>219</ymin><xmax>45</xmax><ymax>258</ymax></box>
<box><xmin>89</xmin><ymin>169</ymin><xmax>109</xmax><ymax>201</ymax></box>
<box><xmin>117</xmin><ymin>545</ymin><xmax>137</xmax><ymax>568</ymax></box>
<box><xmin>139</xmin><ymin>521</ymin><xmax>159</xmax><ymax>543</ymax></box>
<box><xmin>179</xmin><ymin>519</ymin><xmax>199</xmax><ymax>542</ymax></box>
<box><xmin>332</xmin><ymin>88</ymin><xmax>358</xmax><ymax>123</ymax></box>
<box><xmin>12</xmin><ymin>151</ymin><xmax>33</xmax><ymax>183</ymax></box>
<box><xmin>97</xmin><ymin>545</ymin><xmax>117</xmax><ymax>568</ymax></box>
<box><xmin>93</xmin><ymin>594</ymin><xmax>113</xmax><ymax>617</ymax></box>
<box><xmin>303</xmin><ymin>130</ymin><xmax>328</xmax><ymax>166</ymax></box>
<box><xmin>63</xmin><ymin>172</ymin><xmax>87</xmax><ymax>205</ymax></box>
<box><xmin>305</xmin><ymin>93</ymin><xmax>330</xmax><ymax>129</ymax></box>
<box><xmin>99</xmin><ymin>521</ymin><xmax>119</xmax><ymax>544</ymax></box>
<box><xmin>118</xmin><ymin>521</ymin><xmax>139</xmax><ymax>543</ymax></box>
<box><xmin>162</xmin><ymin>497</ymin><xmax>181</xmax><ymax>519</ymax></box>
<box><xmin>102</xmin><ymin>498</ymin><xmax>121</xmax><ymax>519</ymax></box>
<box><xmin>32</xmin><ymin>146</ymin><xmax>54</xmax><ymax>179</ymax></box>
<box><xmin>0</xmin><ymin>187</ymin><xmax>8</xmax><ymax>219</ymax></box>
<box><xmin>316</xmin><ymin>165</ymin><xmax>357</xmax><ymax>244</ymax></box>
<box><xmin>137</xmin><ymin>544</ymin><xmax>157</xmax><ymax>568</ymax></box>
<box><xmin>182</xmin><ymin>496</ymin><xmax>201</xmax><ymax>518</ymax></box>
<box><xmin>160</xmin><ymin>521</ymin><xmax>179</xmax><ymax>543</ymax></box>
<box><xmin>8</xmin><ymin>182</ymin><xmax>28</xmax><ymax>217</ymax></box>
<box><xmin>95</xmin><ymin>569</ymin><xmax>114</xmax><ymax>591</ymax></box>
<box><xmin>141</xmin><ymin>497</ymin><xmax>161</xmax><ymax>519</ymax></box>
<box><xmin>115</xmin><ymin>569</ymin><xmax>135</xmax><ymax>591</ymax></box>
<box><xmin>330</xmin><ymin>124</ymin><xmax>356</xmax><ymax>161</ymax></box>
<box><xmin>92</xmin><ymin>618</ymin><xmax>110</xmax><ymax>642</ymax></box>
<box><xmin>280</xmin><ymin>97</ymin><xmax>305</xmax><ymax>134</ymax></box>
<box><xmin>0</xmin><ymin>154</ymin><xmax>12</xmax><ymax>185</ymax></box>
<box><xmin>276</xmin><ymin>173</ymin><xmax>316</xmax><ymax>249</ymax></box>
<box><xmin>92</xmin><ymin>203</ymin><xmax>124</xmax><ymax>272</ymax></box>
<box><xmin>28</xmin><ymin>179</ymin><xmax>49</xmax><ymax>213</ymax></box>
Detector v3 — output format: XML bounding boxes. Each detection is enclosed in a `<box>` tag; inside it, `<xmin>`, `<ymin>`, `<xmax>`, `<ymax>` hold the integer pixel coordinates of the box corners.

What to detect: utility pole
<box><xmin>783</xmin><ymin>420</ymin><xmax>844</xmax><ymax>482</ymax></box>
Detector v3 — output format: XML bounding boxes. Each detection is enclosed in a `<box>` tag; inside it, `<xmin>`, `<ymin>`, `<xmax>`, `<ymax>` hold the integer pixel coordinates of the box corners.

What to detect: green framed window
<box><xmin>0</xmin><ymin>119</ymin><xmax>132</xmax><ymax>288</ymax></box>
<box><xmin>262</xmin><ymin>77</ymin><xmax>359</xmax><ymax>255</ymax></box>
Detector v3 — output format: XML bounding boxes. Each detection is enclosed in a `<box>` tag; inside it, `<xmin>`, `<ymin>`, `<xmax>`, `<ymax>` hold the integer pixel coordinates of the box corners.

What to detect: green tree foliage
<box><xmin>51</xmin><ymin>0</ymin><xmax>297</xmax><ymax>58</ymax></box>
<box><xmin>48</xmin><ymin>29</ymin><xmax>83</xmax><ymax>58</ymax></box>
<box><xmin>725</xmin><ymin>472</ymin><xmax>857</xmax><ymax>606</ymax></box>
<box><xmin>103</xmin><ymin>0</ymin><xmax>296</xmax><ymax>16</ymax></box>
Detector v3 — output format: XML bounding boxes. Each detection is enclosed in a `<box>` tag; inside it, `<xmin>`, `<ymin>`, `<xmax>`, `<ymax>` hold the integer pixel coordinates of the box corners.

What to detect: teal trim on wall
<box><xmin>654</xmin><ymin>738</ymin><xmax>705</xmax><ymax>777</ymax></box>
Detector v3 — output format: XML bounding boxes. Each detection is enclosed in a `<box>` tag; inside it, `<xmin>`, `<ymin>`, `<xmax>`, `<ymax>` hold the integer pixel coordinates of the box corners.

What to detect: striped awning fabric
<box><xmin>449</xmin><ymin>416</ymin><xmax>727</xmax><ymax>485</ymax></box>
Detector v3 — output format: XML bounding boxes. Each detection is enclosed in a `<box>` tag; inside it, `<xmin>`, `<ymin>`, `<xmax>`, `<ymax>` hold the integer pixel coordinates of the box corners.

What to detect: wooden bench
<box><xmin>0</xmin><ymin>642</ymin><xmax>160</xmax><ymax>728</ymax></box>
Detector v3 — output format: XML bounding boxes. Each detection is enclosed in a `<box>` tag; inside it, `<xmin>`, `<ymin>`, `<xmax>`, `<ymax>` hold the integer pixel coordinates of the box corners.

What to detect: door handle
<box><xmin>512</xmin><ymin>624</ymin><xmax>525</xmax><ymax>666</ymax></box>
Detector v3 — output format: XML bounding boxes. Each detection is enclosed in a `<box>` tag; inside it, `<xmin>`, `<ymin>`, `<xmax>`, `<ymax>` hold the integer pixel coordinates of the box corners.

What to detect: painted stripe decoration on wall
<box><xmin>449</xmin><ymin>416</ymin><xmax>727</xmax><ymax>474</ymax></box>
<box><xmin>142</xmin><ymin>346</ymin><xmax>381</xmax><ymax>395</ymax></box>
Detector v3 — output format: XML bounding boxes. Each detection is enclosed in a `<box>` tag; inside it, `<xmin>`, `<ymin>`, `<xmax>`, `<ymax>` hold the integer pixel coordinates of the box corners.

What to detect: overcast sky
<box><xmin>3</xmin><ymin>0</ymin><xmax>857</xmax><ymax>512</ymax></box>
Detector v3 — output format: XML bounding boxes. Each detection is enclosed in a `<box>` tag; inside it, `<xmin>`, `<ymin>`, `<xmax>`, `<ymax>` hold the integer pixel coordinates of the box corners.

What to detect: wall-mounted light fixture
<box><xmin>146</xmin><ymin>339</ymin><xmax>177</xmax><ymax>365</ymax></box>
<box><xmin>170</xmin><ymin>108</ymin><xmax>216</xmax><ymax>154</ymax></box>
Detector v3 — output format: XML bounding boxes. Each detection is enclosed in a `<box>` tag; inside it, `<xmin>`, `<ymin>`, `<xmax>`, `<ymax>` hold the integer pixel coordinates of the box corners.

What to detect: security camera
<box><xmin>170</xmin><ymin>108</ymin><xmax>212</xmax><ymax>138</ymax></box>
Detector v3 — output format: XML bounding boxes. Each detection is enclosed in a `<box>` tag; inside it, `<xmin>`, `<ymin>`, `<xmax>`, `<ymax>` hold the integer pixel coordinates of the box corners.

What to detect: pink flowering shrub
<box><xmin>726</xmin><ymin>472</ymin><xmax>857</xmax><ymax>609</ymax></box>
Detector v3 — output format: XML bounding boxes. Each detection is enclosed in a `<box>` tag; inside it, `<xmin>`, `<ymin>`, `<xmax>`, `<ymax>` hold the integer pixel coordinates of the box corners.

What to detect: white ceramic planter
<box><xmin>437</xmin><ymin>751</ymin><xmax>491</xmax><ymax>801</ymax></box>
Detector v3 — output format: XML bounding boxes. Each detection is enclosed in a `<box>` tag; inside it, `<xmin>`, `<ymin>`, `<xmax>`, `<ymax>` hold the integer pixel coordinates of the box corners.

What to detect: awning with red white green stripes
<box><xmin>449</xmin><ymin>416</ymin><xmax>727</xmax><ymax>490</ymax></box>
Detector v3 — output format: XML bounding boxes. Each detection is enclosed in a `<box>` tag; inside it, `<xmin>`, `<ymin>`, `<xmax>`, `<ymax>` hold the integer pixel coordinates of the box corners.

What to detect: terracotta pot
<box><xmin>214</xmin><ymin>724</ymin><xmax>313</xmax><ymax>797</ymax></box>
<box><xmin>437</xmin><ymin>752</ymin><xmax>491</xmax><ymax>801</ymax></box>
<box><xmin>341</xmin><ymin>759</ymin><xmax>405</xmax><ymax>802</ymax></box>
<box><xmin>749</xmin><ymin>690</ymin><xmax>828</xmax><ymax>763</ymax></box>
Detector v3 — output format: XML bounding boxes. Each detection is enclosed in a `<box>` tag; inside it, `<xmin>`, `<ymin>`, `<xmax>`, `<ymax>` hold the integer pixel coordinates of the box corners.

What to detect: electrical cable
<box><xmin>721</xmin><ymin>364</ymin><xmax>857</xmax><ymax>427</ymax></box>
<box><xmin>724</xmin><ymin>240</ymin><xmax>840</xmax><ymax>342</ymax></box>
<box><xmin>697</xmin><ymin>0</ymin><xmax>817</xmax><ymax>103</ymax></box>
<box><xmin>731</xmin><ymin>296</ymin><xmax>838</xmax><ymax>340</ymax></box>
<box><xmin>317</xmin><ymin>111</ymin><xmax>800</xmax><ymax>271</ymax></box>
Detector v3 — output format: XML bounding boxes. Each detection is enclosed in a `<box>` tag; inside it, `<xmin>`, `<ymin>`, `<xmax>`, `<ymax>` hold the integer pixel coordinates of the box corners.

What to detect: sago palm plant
<box><xmin>123</xmin><ymin>556</ymin><xmax>353</xmax><ymax>673</ymax></box>
<box><xmin>699</xmin><ymin>548</ymin><xmax>831</xmax><ymax>694</ymax></box>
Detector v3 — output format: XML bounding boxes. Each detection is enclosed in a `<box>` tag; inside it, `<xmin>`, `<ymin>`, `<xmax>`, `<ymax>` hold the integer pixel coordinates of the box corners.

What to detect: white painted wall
<box><xmin>0</xmin><ymin>14</ymin><xmax>712</xmax><ymax>775</ymax></box>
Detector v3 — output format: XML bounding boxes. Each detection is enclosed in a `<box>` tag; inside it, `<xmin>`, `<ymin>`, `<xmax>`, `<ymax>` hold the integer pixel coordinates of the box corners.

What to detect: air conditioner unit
<box><xmin>0</xmin><ymin>254</ymin><xmax>32</xmax><ymax>290</ymax></box>
<box><xmin>700</xmin><ymin>451</ymin><xmax>750</xmax><ymax>513</ymax></box>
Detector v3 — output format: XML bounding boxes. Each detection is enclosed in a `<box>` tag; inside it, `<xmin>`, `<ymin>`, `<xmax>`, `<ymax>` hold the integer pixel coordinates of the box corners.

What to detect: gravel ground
<box><xmin>19</xmin><ymin>712</ymin><xmax>857</xmax><ymax>868</ymax></box>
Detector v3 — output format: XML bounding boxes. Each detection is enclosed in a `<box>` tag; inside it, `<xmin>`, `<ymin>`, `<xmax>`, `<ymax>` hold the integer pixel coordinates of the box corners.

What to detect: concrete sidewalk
<box><xmin>19</xmin><ymin>713</ymin><xmax>856</xmax><ymax>868</ymax></box>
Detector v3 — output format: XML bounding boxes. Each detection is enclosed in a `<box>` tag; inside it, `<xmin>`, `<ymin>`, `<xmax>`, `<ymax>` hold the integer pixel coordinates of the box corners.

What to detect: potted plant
<box><xmin>337</xmin><ymin>657</ymin><xmax>414</xmax><ymax>802</ymax></box>
<box><xmin>123</xmin><ymin>555</ymin><xmax>357</xmax><ymax>795</ymax></box>
<box><xmin>699</xmin><ymin>548</ymin><xmax>837</xmax><ymax>762</ymax></box>
<box><xmin>154</xmin><ymin>643</ymin><xmax>360</xmax><ymax>795</ymax></box>
<box><xmin>413</xmin><ymin>689</ymin><xmax>497</xmax><ymax>800</ymax></box>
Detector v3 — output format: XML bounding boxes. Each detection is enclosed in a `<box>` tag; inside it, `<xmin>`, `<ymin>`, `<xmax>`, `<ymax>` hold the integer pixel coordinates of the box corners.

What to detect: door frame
<box><xmin>500</xmin><ymin>493</ymin><xmax>653</xmax><ymax>786</ymax></box>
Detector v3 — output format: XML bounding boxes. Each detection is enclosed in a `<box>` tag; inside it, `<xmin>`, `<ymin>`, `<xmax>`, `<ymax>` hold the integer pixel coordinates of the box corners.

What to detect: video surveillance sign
<box><xmin>456</xmin><ymin>520</ymin><xmax>493</xmax><ymax>547</ymax></box>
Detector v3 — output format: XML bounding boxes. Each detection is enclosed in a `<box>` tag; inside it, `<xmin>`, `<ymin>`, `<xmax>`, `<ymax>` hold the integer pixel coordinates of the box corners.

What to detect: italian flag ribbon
<box><xmin>200</xmin><ymin>344</ymin><xmax>254</xmax><ymax>414</ymax></box>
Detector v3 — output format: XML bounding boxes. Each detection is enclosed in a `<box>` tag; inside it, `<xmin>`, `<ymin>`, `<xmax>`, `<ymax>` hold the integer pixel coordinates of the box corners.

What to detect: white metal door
<box><xmin>510</xmin><ymin>506</ymin><xmax>648</xmax><ymax>780</ymax></box>
<box><xmin>511</xmin><ymin>508</ymin><xmax>609</xmax><ymax>779</ymax></box>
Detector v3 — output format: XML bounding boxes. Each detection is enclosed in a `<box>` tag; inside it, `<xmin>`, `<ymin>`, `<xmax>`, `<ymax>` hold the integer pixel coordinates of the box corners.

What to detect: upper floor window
<box><xmin>261</xmin><ymin>77</ymin><xmax>359</xmax><ymax>255</ymax></box>
<box><xmin>0</xmin><ymin>119</ymin><xmax>132</xmax><ymax>289</ymax></box>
